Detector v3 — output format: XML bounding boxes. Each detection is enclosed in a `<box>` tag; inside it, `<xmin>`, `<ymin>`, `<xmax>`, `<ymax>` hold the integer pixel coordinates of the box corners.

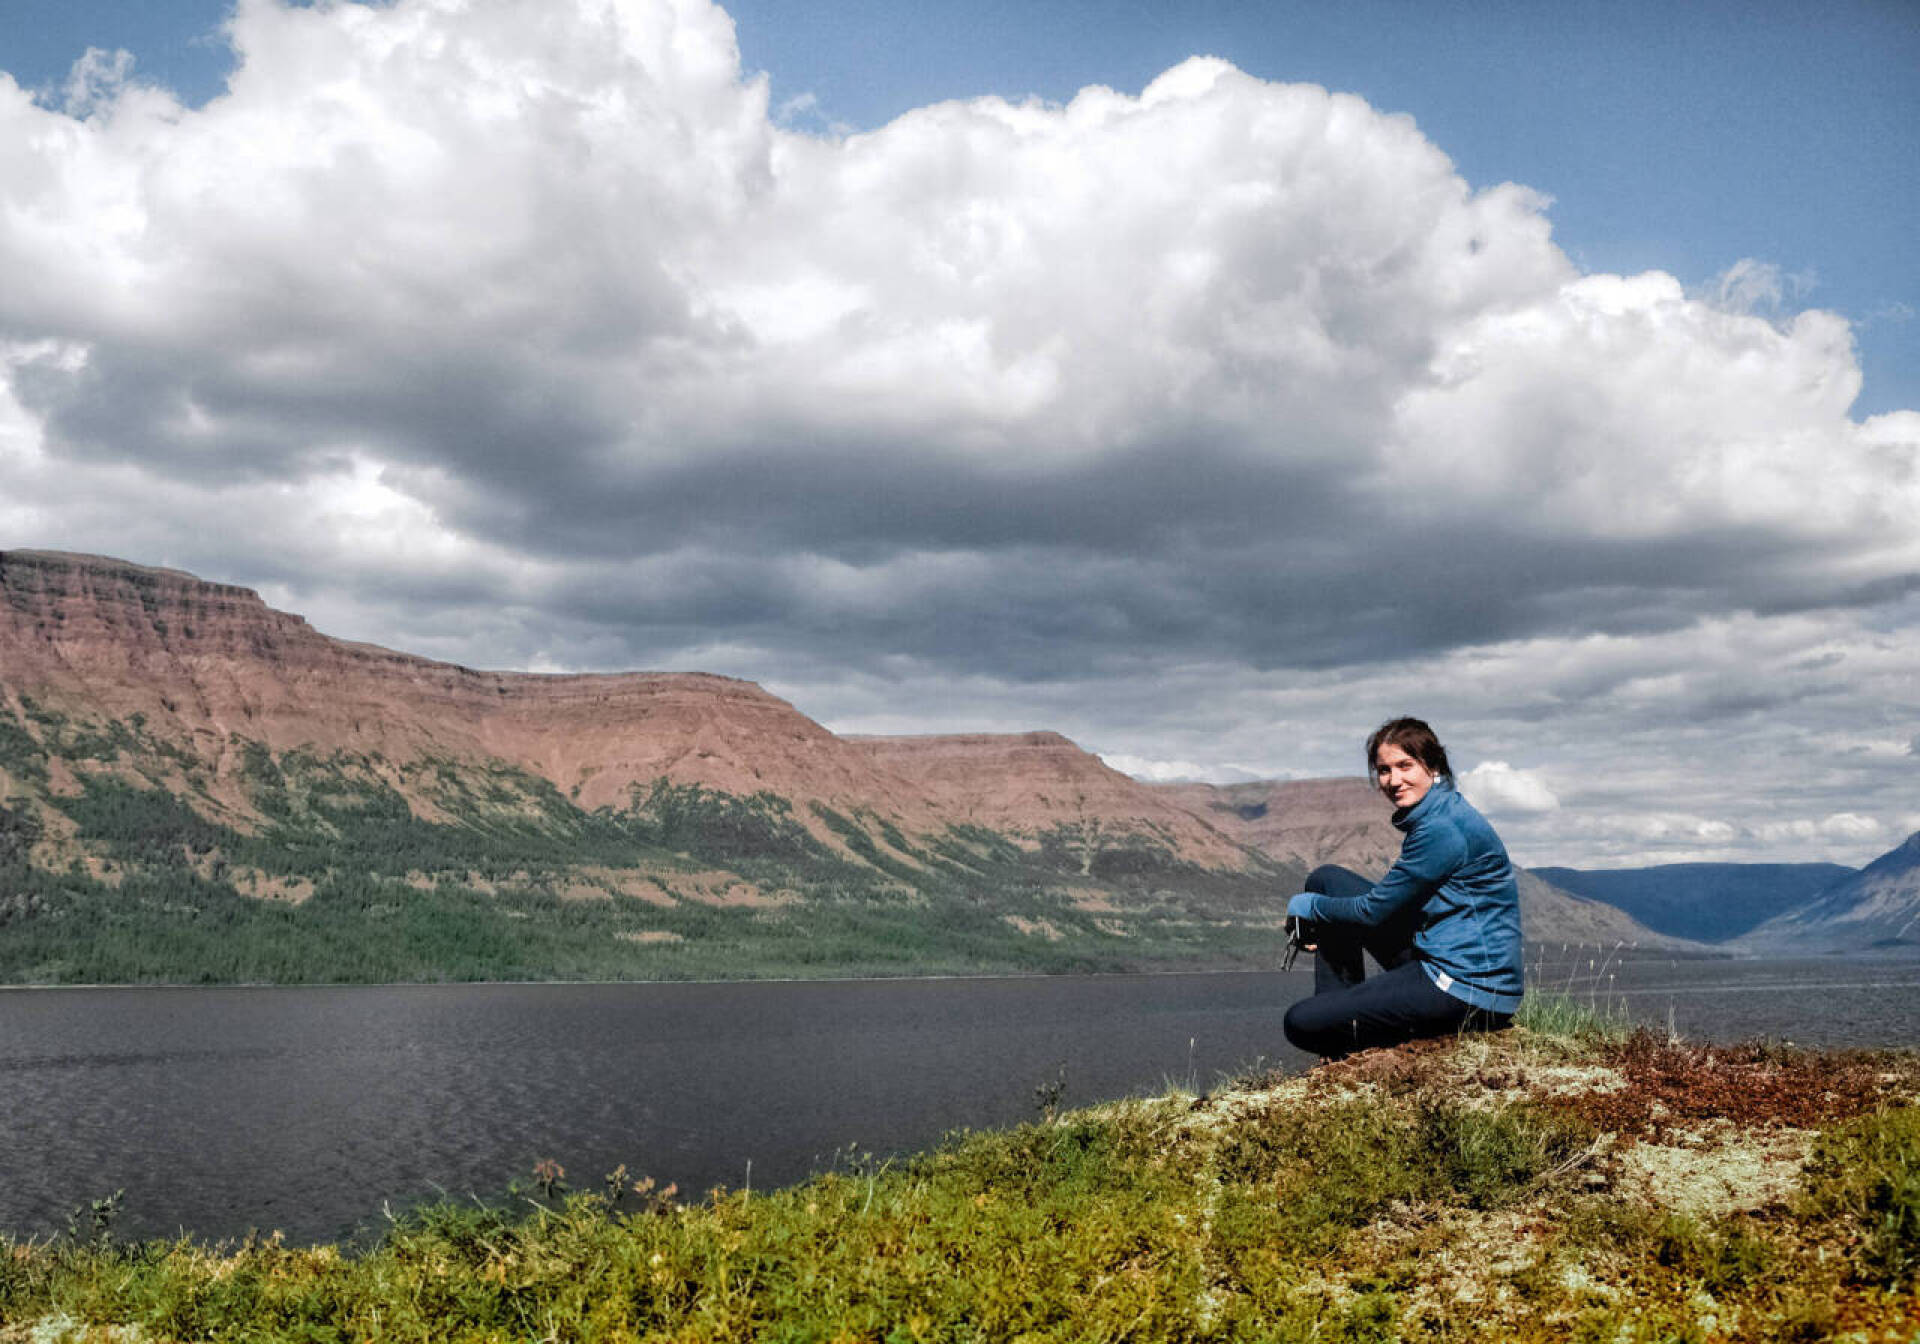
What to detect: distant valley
<box><xmin>1535</xmin><ymin>847</ymin><xmax>1920</xmax><ymax>956</ymax></box>
<box><xmin>1531</xmin><ymin>863</ymin><xmax>1858</xmax><ymax>942</ymax></box>
<box><xmin>0</xmin><ymin>548</ymin><xmax>1911</xmax><ymax>983</ymax></box>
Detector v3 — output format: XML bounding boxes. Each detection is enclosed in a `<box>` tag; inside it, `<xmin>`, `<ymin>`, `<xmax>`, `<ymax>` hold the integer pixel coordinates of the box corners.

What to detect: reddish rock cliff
<box><xmin>1156</xmin><ymin>778</ymin><xmax>1403</xmax><ymax>876</ymax></box>
<box><xmin>0</xmin><ymin>550</ymin><xmax>1692</xmax><ymax>946</ymax></box>
<box><xmin>0</xmin><ymin>550</ymin><xmax>932</xmax><ymax>821</ymax></box>
<box><xmin>0</xmin><ymin>552</ymin><xmax>1282</xmax><ymax>864</ymax></box>
<box><xmin>851</xmin><ymin>732</ymin><xmax>1256</xmax><ymax>869</ymax></box>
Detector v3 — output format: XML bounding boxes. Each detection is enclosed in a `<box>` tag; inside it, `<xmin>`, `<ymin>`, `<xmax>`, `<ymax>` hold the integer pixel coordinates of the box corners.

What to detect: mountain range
<box><xmin>6</xmin><ymin>548</ymin><xmax>1905</xmax><ymax>982</ymax></box>
<box><xmin>1735</xmin><ymin>833</ymin><xmax>1920</xmax><ymax>955</ymax></box>
<box><xmin>1530</xmin><ymin>863</ymin><xmax>1858</xmax><ymax>943</ymax></box>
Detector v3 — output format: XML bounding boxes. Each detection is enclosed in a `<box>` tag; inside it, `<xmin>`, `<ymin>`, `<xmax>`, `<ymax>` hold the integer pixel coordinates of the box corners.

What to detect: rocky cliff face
<box><xmin>1155</xmin><ymin>778</ymin><xmax>1403</xmax><ymax>876</ymax></box>
<box><xmin>0</xmin><ymin>550</ymin><xmax>1686</xmax><ymax>956</ymax></box>
<box><xmin>0</xmin><ymin>551</ymin><xmax>1247</xmax><ymax>865</ymax></box>
<box><xmin>0</xmin><ymin>550</ymin><xmax>936</xmax><ymax>823</ymax></box>
<box><xmin>851</xmin><ymin>733</ymin><xmax>1256</xmax><ymax>869</ymax></box>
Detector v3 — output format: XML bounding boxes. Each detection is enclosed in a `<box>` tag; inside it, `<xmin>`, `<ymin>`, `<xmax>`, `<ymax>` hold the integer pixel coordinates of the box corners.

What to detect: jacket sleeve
<box><xmin>1299</xmin><ymin>818</ymin><xmax>1466</xmax><ymax>928</ymax></box>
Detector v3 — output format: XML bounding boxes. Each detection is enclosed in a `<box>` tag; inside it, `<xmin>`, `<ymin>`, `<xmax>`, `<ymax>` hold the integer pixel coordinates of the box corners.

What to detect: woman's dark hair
<box><xmin>1366</xmin><ymin>717</ymin><xmax>1453</xmax><ymax>780</ymax></box>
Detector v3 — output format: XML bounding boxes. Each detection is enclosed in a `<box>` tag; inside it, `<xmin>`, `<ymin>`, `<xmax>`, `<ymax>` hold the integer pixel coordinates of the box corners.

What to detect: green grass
<box><xmin>1513</xmin><ymin>989</ymin><xmax>1633</xmax><ymax>1042</ymax></box>
<box><xmin>5</xmin><ymin>1031</ymin><xmax>1917</xmax><ymax>1342</ymax></box>
<box><xmin>1801</xmin><ymin>1106</ymin><xmax>1920</xmax><ymax>1291</ymax></box>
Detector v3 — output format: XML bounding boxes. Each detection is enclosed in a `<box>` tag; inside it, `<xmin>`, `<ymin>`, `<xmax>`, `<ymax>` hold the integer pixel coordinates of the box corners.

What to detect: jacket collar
<box><xmin>1392</xmin><ymin>775</ymin><xmax>1454</xmax><ymax>831</ymax></box>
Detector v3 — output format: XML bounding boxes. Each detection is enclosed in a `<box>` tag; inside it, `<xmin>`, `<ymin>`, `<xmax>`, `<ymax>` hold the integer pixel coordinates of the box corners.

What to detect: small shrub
<box><xmin>1415</xmin><ymin>1098</ymin><xmax>1593</xmax><ymax>1209</ymax></box>
<box><xmin>1217</xmin><ymin>1094</ymin><xmax>1593</xmax><ymax>1254</ymax></box>
<box><xmin>65</xmin><ymin>1188</ymin><xmax>126</xmax><ymax>1252</ymax></box>
<box><xmin>1800</xmin><ymin>1106</ymin><xmax>1920</xmax><ymax>1290</ymax></box>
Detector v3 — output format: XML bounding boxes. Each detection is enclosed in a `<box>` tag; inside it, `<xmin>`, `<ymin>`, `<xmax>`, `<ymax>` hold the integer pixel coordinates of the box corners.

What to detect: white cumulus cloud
<box><xmin>1821</xmin><ymin>813</ymin><xmax>1885</xmax><ymax>841</ymax></box>
<box><xmin>0</xmin><ymin>0</ymin><xmax>1913</xmax><ymax>867</ymax></box>
<box><xmin>1458</xmin><ymin>762</ymin><xmax>1561</xmax><ymax>816</ymax></box>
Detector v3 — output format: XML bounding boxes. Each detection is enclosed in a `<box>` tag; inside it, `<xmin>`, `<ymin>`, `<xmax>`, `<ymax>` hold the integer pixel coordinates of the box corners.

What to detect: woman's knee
<box><xmin>1305</xmin><ymin>864</ymin><xmax>1369</xmax><ymax>898</ymax></box>
<box><xmin>1283</xmin><ymin>997</ymin><xmax>1344</xmax><ymax>1054</ymax></box>
<box><xmin>1281</xmin><ymin>1000</ymin><xmax>1309</xmax><ymax>1051</ymax></box>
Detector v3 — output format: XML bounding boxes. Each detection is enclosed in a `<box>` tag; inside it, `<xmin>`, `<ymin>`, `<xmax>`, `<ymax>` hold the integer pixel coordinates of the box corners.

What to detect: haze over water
<box><xmin>4</xmin><ymin>959</ymin><xmax>1917</xmax><ymax>1244</ymax></box>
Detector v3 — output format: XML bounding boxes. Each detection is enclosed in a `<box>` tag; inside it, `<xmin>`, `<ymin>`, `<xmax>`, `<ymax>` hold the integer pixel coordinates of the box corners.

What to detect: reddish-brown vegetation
<box><xmin>1554</xmin><ymin>1030</ymin><xmax>1912</xmax><ymax>1138</ymax></box>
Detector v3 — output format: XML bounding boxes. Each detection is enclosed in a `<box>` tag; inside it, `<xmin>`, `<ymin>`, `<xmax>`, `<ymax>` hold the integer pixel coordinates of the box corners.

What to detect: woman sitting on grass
<box><xmin>1282</xmin><ymin>717</ymin><xmax>1524</xmax><ymax>1060</ymax></box>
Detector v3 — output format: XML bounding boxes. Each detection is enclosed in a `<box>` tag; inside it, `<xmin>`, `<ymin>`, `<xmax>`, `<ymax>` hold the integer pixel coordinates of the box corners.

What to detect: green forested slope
<box><xmin>0</xmin><ymin>699</ymin><xmax>1301</xmax><ymax>984</ymax></box>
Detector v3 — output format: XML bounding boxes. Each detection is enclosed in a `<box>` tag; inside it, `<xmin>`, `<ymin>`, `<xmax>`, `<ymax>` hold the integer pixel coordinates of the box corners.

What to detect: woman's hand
<box><xmin>1284</xmin><ymin>893</ymin><xmax>1320</xmax><ymax>956</ymax></box>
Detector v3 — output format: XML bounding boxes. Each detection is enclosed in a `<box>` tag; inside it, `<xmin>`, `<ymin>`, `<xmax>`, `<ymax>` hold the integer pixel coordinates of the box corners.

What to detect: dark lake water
<box><xmin>3</xmin><ymin>956</ymin><xmax>1917</xmax><ymax>1245</ymax></box>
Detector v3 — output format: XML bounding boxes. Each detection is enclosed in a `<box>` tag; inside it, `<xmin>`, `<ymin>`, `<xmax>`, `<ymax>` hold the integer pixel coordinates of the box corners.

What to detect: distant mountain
<box><xmin>0</xmin><ymin>548</ymin><xmax>1692</xmax><ymax>982</ymax></box>
<box><xmin>1156</xmin><ymin>778</ymin><xmax>1403</xmax><ymax>877</ymax></box>
<box><xmin>1736</xmin><ymin>832</ymin><xmax>1920</xmax><ymax>955</ymax></box>
<box><xmin>0</xmin><ymin>549</ymin><xmax>1299</xmax><ymax>983</ymax></box>
<box><xmin>851</xmin><ymin>733</ymin><xmax>1256</xmax><ymax>872</ymax></box>
<box><xmin>1153</xmin><ymin>779</ymin><xmax>1698</xmax><ymax>953</ymax></box>
<box><xmin>1531</xmin><ymin>863</ymin><xmax>1856</xmax><ymax>942</ymax></box>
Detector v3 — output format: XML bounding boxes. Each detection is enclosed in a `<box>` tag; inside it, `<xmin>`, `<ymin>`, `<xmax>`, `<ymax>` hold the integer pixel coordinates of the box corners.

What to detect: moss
<box><xmin>1801</xmin><ymin>1106</ymin><xmax>1920</xmax><ymax>1291</ymax></box>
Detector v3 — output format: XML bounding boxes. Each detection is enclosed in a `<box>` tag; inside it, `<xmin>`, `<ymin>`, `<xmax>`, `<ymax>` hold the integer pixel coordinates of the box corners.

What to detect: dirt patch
<box><xmin>657</xmin><ymin>870</ymin><xmax>795</xmax><ymax>908</ymax></box>
<box><xmin>571</xmin><ymin>867</ymin><xmax>679</xmax><ymax>906</ymax></box>
<box><xmin>617</xmin><ymin>930</ymin><xmax>684</xmax><ymax>945</ymax></box>
<box><xmin>618</xmin><ymin>878</ymin><xmax>679</xmax><ymax>906</ymax></box>
<box><xmin>1003</xmin><ymin>915</ymin><xmax>1066</xmax><ymax>941</ymax></box>
<box><xmin>82</xmin><ymin>856</ymin><xmax>126</xmax><ymax>889</ymax></box>
<box><xmin>226</xmin><ymin>867</ymin><xmax>316</xmax><ymax>904</ymax></box>
<box><xmin>43</xmin><ymin>757</ymin><xmax>83</xmax><ymax>798</ymax></box>
<box><xmin>1063</xmin><ymin>886</ymin><xmax>1121</xmax><ymax>914</ymax></box>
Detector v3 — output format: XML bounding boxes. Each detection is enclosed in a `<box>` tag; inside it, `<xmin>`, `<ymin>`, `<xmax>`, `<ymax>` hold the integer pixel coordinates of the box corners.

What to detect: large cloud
<box><xmin>1</xmin><ymin>0</ymin><xmax>1915</xmax><ymax>865</ymax></box>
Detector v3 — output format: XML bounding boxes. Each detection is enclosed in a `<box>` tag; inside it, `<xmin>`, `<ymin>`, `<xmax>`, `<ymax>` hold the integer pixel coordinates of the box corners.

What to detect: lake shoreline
<box><xmin>0</xmin><ymin>939</ymin><xmax>1798</xmax><ymax>992</ymax></box>
<box><xmin>7</xmin><ymin>961</ymin><xmax>1919</xmax><ymax>1246</ymax></box>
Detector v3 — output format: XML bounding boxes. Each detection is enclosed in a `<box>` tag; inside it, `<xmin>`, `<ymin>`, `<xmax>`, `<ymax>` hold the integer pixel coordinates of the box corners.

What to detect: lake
<box><xmin>3</xmin><ymin>955</ymin><xmax>1917</xmax><ymax>1245</ymax></box>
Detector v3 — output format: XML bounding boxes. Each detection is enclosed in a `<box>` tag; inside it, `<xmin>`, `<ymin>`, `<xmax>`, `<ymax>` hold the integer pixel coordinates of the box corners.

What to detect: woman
<box><xmin>1282</xmin><ymin>717</ymin><xmax>1524</xmax><ymax>1059</ymax></box>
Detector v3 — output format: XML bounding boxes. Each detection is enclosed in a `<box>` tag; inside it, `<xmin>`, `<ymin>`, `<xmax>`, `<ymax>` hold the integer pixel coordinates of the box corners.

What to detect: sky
<box><xmin>0</xmin><ymin>0</ymin><xmax>1915</xmax><ymax>870</ymax></box>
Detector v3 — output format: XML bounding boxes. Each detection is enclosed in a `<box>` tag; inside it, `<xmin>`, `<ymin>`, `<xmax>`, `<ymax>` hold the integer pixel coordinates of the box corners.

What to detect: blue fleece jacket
<box><xmin>1289</xmin><ymin>779</ymin><xmax>1524</xmax><ymax>1013</ymax></box>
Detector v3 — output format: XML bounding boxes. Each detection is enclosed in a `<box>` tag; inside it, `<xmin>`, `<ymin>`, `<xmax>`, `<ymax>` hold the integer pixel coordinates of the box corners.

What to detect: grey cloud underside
<box><xmin>17</xmin><ymin>340</ymin><xmax>625</xmax><ymax>487</ymax></box>
<box><xmin>17</xmin><ymin>323</ymin><xmax>1911</xmax><ymax>684</ymax></box>
<box><xmin>504</xmin><ymin>521</ymin><xmax>1889</xmax><ymax>683</ymax></box>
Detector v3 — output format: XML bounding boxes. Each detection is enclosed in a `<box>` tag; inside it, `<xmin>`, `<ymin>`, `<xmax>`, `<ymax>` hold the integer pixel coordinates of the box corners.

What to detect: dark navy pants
<box><xmin>1281</xmin><ymin>864</ymin><xmax>1511</xmax><ymax>1060</ymax></box>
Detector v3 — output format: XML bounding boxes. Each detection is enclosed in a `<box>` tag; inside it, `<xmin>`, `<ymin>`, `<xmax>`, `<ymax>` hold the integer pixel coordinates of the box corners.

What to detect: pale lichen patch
<box><xmin>1611</xmin><ymin>1123</ymin><xmax>1815</xmax><ymax>1218</ymax></box>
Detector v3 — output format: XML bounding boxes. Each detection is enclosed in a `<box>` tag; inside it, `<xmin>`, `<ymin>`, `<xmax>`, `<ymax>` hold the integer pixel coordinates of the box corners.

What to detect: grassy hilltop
<box><xmin>6</xmin><ymin>1020</ymin><xmax>1919</xmax><ymax>1341</ymax></box>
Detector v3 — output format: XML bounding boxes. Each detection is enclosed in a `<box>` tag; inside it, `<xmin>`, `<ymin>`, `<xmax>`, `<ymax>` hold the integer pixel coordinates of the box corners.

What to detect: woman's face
<box><xmin>1374</xmin><ymin>743</ymin><xmax>1436</xmax><ymax>811</ymax></box>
